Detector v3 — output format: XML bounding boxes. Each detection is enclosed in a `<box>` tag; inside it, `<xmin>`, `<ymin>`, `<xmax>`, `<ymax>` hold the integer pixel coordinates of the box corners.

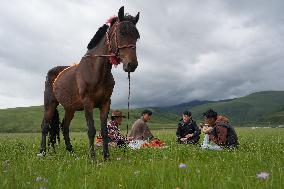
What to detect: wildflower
<box><xmin>117</xmin><ymin>157</ymin><xmax>122</xmax><ymax>161</ymax></box>
<box><xmin>36</xmin><ymin>177</ymin><xmax>43</xmax><ymax>182</ymax></box>
<box><xmin>256</xmin><ymin>172</ymin><xmax>269</xmax><ymax>180</ymax></box>
<box><xmin>134</xmin><ymin>171</ymin><xmax>140</xmax><ymax>175</ymax></box>
<box><xmin>178</xmin><ymin>163</ymin><xmax>187</xmax><ymax>169</ymax></box>
<box><xmin>35</xmin><ymin>177</ymin><xmax>48</xmax><ymax>183</ymax></box>
<box><xmin>3</xmin><ymin>160</ymin><xmax>10</xmax><ymax>166</ymax></box>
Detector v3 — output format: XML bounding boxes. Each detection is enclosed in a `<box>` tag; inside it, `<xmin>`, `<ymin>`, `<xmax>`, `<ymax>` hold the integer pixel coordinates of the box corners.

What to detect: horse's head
<box><xmin>108</xmin><ymin>6</ymin><xmax>140</xmax><ymax>72</ymax></box>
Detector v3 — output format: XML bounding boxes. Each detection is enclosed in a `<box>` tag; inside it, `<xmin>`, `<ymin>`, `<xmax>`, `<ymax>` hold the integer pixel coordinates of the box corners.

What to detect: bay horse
<box><xmin>39</xmin><ymin>6</ymin><xmax>140</xmax><ymax>160</ymax></box>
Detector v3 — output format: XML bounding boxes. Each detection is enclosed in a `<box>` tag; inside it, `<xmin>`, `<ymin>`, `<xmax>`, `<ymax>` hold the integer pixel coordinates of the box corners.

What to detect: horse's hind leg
<box><xmin>61</xmin><ymin>109</ymin><xmax>75</xmax><ymax>153</ymax></box>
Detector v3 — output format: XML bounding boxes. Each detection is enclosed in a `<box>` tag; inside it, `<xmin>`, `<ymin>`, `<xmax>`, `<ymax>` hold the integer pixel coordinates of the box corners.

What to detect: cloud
<box><xmin>0</xmin><ymin>0</ymin><xmax>284</xmax><ymax>109</ymax></box>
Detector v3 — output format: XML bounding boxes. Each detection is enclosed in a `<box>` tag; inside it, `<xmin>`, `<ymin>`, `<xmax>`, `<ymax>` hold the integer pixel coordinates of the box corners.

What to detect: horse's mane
<box><xmin>87</xmin><ymin>14</ymin><xmax>140</xmax><ymax>50</ymax></box>
<box><xmin>87</xmin><ymin>24</ymin><xmax>109</xmax><ymax>50</ymax></box>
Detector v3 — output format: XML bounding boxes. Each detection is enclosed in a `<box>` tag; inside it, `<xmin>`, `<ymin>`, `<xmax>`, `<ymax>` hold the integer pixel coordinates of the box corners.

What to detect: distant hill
<box><xmin>0</xmin><ymin>106</ymin><xmax>179</xmax><ymax>133</ymax></box>
<box><xmin>153</xmin><ymin>100</ymin><xmax>212</xmax><ymax>115</ymax></box>
<box><xmin>0</xmin><ymin>91</ymin><xmax>283</xmax><ymax>133</ymax></box>
<box><xmin>154</xmin><ymin>91</ymin><xmax>284</xmax><ymax>125</ymax></box>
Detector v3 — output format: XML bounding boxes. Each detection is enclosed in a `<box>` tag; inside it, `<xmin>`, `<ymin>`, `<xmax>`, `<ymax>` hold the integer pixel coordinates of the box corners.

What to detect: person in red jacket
<box><xmin>202</xmin><ymin>109</ymin><xmax>238</xmax><ymax>149</ymax></box>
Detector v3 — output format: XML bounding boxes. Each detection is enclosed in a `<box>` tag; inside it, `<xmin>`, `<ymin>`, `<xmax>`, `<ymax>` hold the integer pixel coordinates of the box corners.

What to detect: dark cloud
<box><xmin>1</xmin><ymin>0</ymin><xmax>284</xmax><ymax>109</ymax></box>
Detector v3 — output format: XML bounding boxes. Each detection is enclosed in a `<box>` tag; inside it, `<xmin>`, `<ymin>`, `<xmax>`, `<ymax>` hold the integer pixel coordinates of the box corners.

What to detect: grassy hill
<box><xmin>0</xmin><ymin>106</ymin><xmax>179</xmax><ymax>133</ymax></box>
<box><xmin>160</xmin><ymin>91</ymin><xmax>284</xmax><ymax>125</ymax></box>
<box><xmin>0</xmin><ymin>91</ymin><xmax>284</xmax><ymax>133</ymax></box>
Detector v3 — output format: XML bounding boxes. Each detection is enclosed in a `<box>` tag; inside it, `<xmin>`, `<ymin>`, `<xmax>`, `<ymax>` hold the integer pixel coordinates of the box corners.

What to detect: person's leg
<box><xmin>117</xmin><ymin>140</ymin><xmax>126</xmax><ymax>148</ymax></box>
<box><xmin>201</xmin><ymin>134</ymin><xmax>209</xmax><ymax>148</ymax></box>
<box><xmin>206</xmin><ymin>144</ymin><xmax>222</xmax><ymax>150</ymax></box>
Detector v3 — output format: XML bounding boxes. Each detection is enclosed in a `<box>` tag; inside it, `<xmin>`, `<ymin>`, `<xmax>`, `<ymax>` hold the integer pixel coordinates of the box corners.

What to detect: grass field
<box><xmin>0</xmin><ymin>128</ymin><xmax>283</xmax><ymax>189</ymax></box>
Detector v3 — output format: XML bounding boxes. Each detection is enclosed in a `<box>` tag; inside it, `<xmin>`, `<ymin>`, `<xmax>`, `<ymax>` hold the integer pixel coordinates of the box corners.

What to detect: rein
<box><xmin>126</xmin><ymin>71</ymin><xmax>131</xmax><ymax>137</ymax></box>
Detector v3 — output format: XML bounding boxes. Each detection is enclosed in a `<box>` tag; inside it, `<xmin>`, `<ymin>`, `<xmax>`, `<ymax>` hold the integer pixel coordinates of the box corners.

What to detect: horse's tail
<box><xmin>48</xmin><ymin>107</ymin><xmax>60</xmax><ymax>146</ymax></box>
<box><xmin>44</xmin><ymin>66</ymin><xmax>68</xmax><ymax>147</ymax></box>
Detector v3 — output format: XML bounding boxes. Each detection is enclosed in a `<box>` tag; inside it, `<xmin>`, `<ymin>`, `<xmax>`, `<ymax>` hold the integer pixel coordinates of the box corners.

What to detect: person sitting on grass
<box><xmin>107</xmin><ymin>110</ymin><xmax>127</xmax><ymax>147</ymax></box>
<box><xmin>201</xmin><ymin>109</ymin><xmax>239</xmax><ymax>150</ymax></box>
<box><xmin>176</xmin><ymin>111</ymin><xmax>201</xmax><ymax>144</ymax></box>
<box><xmin>128</xmin><ymin>109</ymin><xmax>154</xmax><ymax>141</ymax></box>
<box><xmin>128</xmin><ymin>109</ymin><xmax>165</xmax><ymax>149</ymax></box>
<box><xmin>96</xmin><ymin>110</ymin><xmax>127</xmax><ymax>147</ymax></box>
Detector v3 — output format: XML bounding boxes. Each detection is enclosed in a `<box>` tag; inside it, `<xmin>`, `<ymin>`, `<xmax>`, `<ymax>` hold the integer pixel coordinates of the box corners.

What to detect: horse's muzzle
<box><xmin>123</xmin><ymin>62</ymin><xmax>138</xmax><ymax>72</ymax></box>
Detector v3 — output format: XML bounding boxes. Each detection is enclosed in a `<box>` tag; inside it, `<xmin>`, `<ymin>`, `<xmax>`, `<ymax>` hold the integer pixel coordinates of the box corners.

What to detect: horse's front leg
<box><xmin>100</xmin><ymin>100</ymin><xmax>111</xmax><ymax>160</ymax></box>
<box><xmin>84</xmin><ymin>99</ymin><xmax>96</xmax><ymax>159</ymax></box>
<box><xmin>61</xmin><ymin>110</ymin><xmax>75</xmax><ymax>153</ymax></box>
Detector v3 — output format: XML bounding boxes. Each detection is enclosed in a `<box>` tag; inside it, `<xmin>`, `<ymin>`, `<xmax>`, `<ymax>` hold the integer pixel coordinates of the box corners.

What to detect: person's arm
<box><xmin>142</xmin><ymin>124</ymin><xmax>154</xmax><ymax>140</ymax></box>
<box><xmin>209</xmin><ymin>127</ymin><xmax>217</xmax><ymax>143</ymax></box>
<box><xmin>176</xmin><ymin>123</ymin><xmax>182</xmax><ymax>140</ymax></box>
<box><xmin>191</xmin><ymin>121</ymin><xmax>201</xmax><ymax>138</ymax></box>
<box><xmin>107</xmin><ymin>126</ymin><xmax>116</xmax><ymax>141</ymax></box>
<box><xmin>216</xmin><ymin>126</ymin><xmax>228</xmax><ymax>145</ymax></box>
<box><xmin>116</xmin><ymin>129</ymin><xmax>125</xmax><ymax>141</ymax></box>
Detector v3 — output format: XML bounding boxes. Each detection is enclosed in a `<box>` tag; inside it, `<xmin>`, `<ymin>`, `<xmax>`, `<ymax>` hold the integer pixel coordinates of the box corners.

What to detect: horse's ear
<box><xmin>133</xmin><ymin>12</ymin><xmax>140</xmax><ymax>25</ymax></box>
<box><xmin>118</xmin><ymin>6</ymin><xmax>124</xmax><ymax>21</ymax></box>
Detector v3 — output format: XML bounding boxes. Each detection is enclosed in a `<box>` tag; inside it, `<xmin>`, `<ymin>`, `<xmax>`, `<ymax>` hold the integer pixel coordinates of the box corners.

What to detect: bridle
<box><xmin>84</xmin><ymin>20</ymin><xmax>137</xmax><ymax>66</ymax></box>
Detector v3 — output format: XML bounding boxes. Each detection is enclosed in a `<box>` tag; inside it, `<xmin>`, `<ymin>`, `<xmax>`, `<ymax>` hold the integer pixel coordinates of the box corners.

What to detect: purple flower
<box><xmin>256</xmin><ymin>172</ymin><xmax>269</xmax><ymax>180</ymax></box>
<box><xmin>178</xmin><ymin>163</ymin><xmax>187</xmax><ymax>169</ymax></box>
<box><xmin>36</xmin><ymin>177</ymin><xmax>43</xmax><ymax>182</ymax></box>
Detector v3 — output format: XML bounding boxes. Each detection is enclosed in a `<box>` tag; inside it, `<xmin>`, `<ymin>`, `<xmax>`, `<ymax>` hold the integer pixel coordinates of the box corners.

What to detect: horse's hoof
<box><xmin>69</xmin><ymin>151</ymin><xmax>76</xmax><ymax>157</ymax></box>
<box><xmin>36</xmin><ymin>151</ymin><xmax>46</xmax><ymax>157</ymax></box>
<box><xmin>104</xmin><ymin>154</ymin><xmax>110</xmax><ymax>161</ymax></box>
<box><xmin>66</xmin><ymin>147</ymin><xmax>74</xmax><ymax>153</ymax></box>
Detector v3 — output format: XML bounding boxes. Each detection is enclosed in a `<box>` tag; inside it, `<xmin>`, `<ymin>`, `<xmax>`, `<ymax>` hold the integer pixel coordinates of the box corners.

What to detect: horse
<box><xmin>39</xmin><ymin>6</ymin><xmax>140</xmax><ymax>160</ymax></box>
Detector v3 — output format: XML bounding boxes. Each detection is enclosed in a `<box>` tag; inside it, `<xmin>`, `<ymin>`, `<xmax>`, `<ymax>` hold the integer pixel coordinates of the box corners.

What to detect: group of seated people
<box><xmin>98</xmin><ymin>108</ymin><xmax>238</xmax><ymax>150</ymax></box>
<box><xmin>177</xmin><ymin>109</ymin><xmax>238</xmax><ymax>149</ymax></box>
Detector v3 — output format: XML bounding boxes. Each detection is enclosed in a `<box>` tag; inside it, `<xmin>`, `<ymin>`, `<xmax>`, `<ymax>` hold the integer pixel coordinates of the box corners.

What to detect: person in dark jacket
<box><xmin>176</xmin><ymin>111</ymin><xmax>201</xmax><ymax>144</ymax></box>
<box><xmin>202</xmin><ymin>109</ymin><xmax>238</xmax><ymax>149</ymax></box>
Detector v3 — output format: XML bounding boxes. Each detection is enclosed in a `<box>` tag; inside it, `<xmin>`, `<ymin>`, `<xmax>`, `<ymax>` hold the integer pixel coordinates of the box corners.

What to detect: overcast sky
<box><xmin>0</xmin><ymin>0</ymin><xmax>284</xmax><ymax>109</ymax></box>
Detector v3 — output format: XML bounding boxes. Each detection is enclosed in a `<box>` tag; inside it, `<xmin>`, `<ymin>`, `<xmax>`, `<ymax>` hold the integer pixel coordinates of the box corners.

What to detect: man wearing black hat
<box><xmin>176</xmin><ymin>111</ymin><xmax>201</xmax><ymax>144</ymax></box>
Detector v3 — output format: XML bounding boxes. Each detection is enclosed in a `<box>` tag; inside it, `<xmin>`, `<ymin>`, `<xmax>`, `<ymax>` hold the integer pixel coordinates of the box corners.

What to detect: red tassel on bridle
<box><xmin>109</xmin><ymin>54</ymin><xmax>120</xmax><ymax>66</ymax></box>
<box><xmin>106</xmin><ymin>16</ymin><xmax>118</xmax><ymax>26</ymax></box>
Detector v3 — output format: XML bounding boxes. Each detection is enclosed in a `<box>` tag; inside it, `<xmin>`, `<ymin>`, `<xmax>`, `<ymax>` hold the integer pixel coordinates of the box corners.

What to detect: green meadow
<box><xmin>0</xmin><ymin>128</ymin><xmax>283</xmax><ymax>189</ymax></box>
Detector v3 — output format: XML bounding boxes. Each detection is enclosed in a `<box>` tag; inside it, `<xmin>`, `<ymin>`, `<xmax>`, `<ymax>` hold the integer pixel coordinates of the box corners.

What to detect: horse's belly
<box><xmin>53</xmin><ymin>66</ymin><xmax>83</xmax><ymax>109</ymax></box>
